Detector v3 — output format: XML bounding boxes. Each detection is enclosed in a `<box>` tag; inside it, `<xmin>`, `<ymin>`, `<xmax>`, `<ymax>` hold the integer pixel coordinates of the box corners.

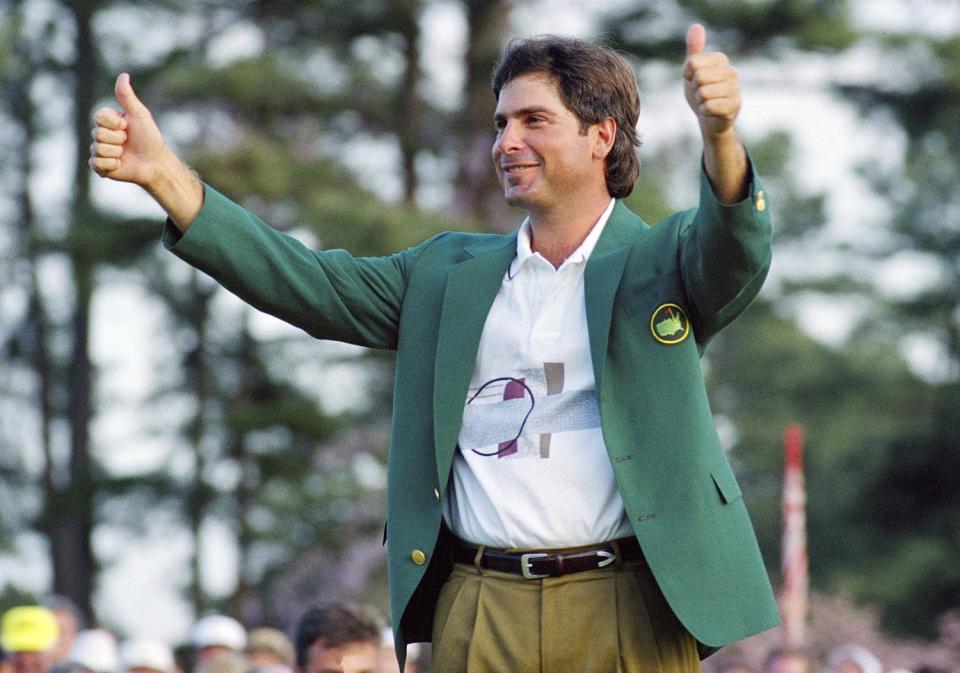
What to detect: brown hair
<box><xmin>492</xmin><ymin>35</ymin><xmax>641</xmax><ymax>198</ymax></box>
<box><xmin>294</xmin><ymin>602</ymin><xmax>382</xmax><ymax>667</ymax></box>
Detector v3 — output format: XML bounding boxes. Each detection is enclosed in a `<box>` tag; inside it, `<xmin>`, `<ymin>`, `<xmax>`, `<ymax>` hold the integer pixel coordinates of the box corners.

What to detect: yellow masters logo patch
<box><xmin>650</xmin><ymin>303</ymin><xmax>690</xmax><ymax>345</ymax></box>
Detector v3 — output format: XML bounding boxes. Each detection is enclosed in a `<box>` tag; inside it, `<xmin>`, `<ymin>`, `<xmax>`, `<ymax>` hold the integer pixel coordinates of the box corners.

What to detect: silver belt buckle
<box><xmin>596</xmin><ymin>550</ymin><xmax>616</xmax><ymax>568</ymax></box>
<box><xmin>520</xmin><ymin>552</ymin><xmax>549</xmax><ymax>579</ymax></box>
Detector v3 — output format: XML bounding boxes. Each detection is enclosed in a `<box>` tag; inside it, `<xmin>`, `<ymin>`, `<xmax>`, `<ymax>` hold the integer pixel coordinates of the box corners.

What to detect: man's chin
<box><xmin>504</xmin><ymin>188</ymin><xmax>539</xmax><ymax>210</ymax></box>
<box><xmin>504</xmin><ymin>194</ymin><xmax>526</xmax><ymax>208</ymax></box>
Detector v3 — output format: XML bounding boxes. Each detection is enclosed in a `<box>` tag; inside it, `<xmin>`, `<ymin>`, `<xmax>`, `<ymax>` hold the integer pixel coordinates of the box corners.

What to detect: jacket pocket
<box><xmin>710</xmin><ymin>459</ymin><xmax>743</xmax><ymax>504</ymax></box>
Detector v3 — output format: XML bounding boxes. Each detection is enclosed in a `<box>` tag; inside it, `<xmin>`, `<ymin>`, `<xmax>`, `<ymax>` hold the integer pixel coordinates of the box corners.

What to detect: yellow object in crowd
<box><xmin>1</xmin><ymin>606</ymin><xmax>60</xmax><ymax>653</ymax></box>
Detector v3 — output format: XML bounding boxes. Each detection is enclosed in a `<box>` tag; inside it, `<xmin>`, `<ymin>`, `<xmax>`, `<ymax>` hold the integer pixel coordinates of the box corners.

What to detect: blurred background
<box><xmin>0</xmin><ymin>0</ymin><xmax>958</xmax><ymax>670</ymax></box>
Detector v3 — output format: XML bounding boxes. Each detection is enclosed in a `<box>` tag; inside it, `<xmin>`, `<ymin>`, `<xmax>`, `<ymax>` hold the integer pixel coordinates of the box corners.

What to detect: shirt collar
<box><xmin>511</xmin><ymin>198</ymin><xmax>616</xmax><ymax>276</ymax></box>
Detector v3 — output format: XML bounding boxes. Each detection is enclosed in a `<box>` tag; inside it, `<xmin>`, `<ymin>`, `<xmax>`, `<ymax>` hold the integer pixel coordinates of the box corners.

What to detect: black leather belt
<box><xmin>453</xmin><ymin>536</ymin><xmax>644</xmax><ymax>579</ymax></box>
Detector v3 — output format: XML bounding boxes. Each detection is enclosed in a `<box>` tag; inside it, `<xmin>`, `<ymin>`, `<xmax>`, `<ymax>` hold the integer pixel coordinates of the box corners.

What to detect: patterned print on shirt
<box><xmin>461</xmin><ymin>363</ymin><xmax>600</xmax><ymax>459</ymax></box>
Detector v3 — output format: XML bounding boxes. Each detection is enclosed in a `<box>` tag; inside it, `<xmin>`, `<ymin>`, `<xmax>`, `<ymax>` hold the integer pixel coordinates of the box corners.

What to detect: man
<box><xmin>64</xmin><ymin>630</ymin><xmax>119</xmax><ymax>673</ymax></box>
<box><xmin>188</xmin><ymin>615</ymin><xmax>246</xmax><ymax>670</ymax></box>
<box><xmin>118</xmin><ymin>640</ymin><xmax>178</xmax><ymax>673</ymax></box>
<box><xmin>91</xmin><ymin>24</ymin><xmax>778</xmax><ymax>672</ymax></box>
<box><xmin>764</xmin><ymin>649</ymin><xmax>813</xmax><ymax>673</ymax></box>
<box><xmin>374</xmin><ymin>630</ymin><xmax>417</xmax><ymax>673</ymax></box>
<box><xmin>245</xmin><ymin>627</ymin><xmax>295</xmax><ymax>673</ymax></box>
<box><xmin>1</xmin><ymin>606</ymin><xmax>59</xmax><ymax>673</ymax></box>
<box><xmin>827</xmin><ymin>645</ymin><xmax>882</xmax><ymax>673</ymax></box>
<box><xmin>41</xmin><ymin>597</ymin><xmax>83</xmax><ymax>670</ymax></box>
<box><xmin>294</xmin><ymin>603</ymin><xmax>383</xmax><ymax>673</ymax></box>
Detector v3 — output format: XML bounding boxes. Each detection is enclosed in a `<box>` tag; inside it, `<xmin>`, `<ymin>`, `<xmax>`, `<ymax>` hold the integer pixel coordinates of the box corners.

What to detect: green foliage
<box><xmin>600</xmin><ymin>0</ymin><xmax>856</xmax><ymax>59</ymax></box>
<box><xmin>0</xmin><ymin>585</ymin><xmax>39</xmax><ymax>615</ymax></box>
<box><xmin>623</xmin><ymin>144</ymin><xmax>688</xmax><ymax>223</ymax></box>
<box><xmin>835</xmin><ymin>533</ymin><xmax>960</xmax><ymax>638</ymax></box>
<box><xmin>825</xmin><ymin>25</ymin><xmax>960</xmax><ymax>637</ymax></box>
<box><xmin>188</xmin><ymin>134</ymin><xmax>465</xmax><ymax>255</ymax></box>
<box><xmin>704</xmin><ymin>297</ymin><xmax>950</xmax><ymax>637</ymax></box>
<box><xmin>689</xmin><ymin>0</ymin><xmax>857</xmax><ymax>52</ymax></box>
<box><xmin>156</xmin><ymin>55</ymin><xmax>342</xmax><ymax>119</ymax></box>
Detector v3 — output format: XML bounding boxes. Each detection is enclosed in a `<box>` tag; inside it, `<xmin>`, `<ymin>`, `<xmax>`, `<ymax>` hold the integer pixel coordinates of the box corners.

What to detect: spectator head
<box><xmin>719</xmin><ymin>661</ymin><xmax>755</xmax><ymax>673</ymax></box>
<box><xmin>294</xmin><ymin>603</ymin><xmax>382</xmax><ymax>673</ymax></box>
<box><xmin>246</xmin><ymin>628</ymin><xmax>294</xmax><ymax>671</ymax></box>
<box><xmin>192</xmin><ymin>651</ymin><xmax>247</xmax><ymax>673</ymax></box>
<box><xmin>764</xmin><ymin>649</ymin><xmax>812</xmax><ymax>673</ymax></box>
<box><xmin>828</xmin><ymin>645</ymin><xmax>882</xmax><ymax>673</ymax></box>
<box><xmin>119</xmin><ymin>640</ymin><xmax>176</xmax><ymax>673</ymax></box>
<box><xmin>41</xmin><ymin>597</ymin><xmax>84</xmax><ymax>666</ymax></box>
<box><xmin>190</xmin><ymin>616</ymin><xmax>246</xmax><ymax>666</ymax></box>
<box><xmin>373</xmin><ymin>629</ymin><xmax>418</xmax><ymax>673</ymax></box>
<box><xmin>1</xmin><ymin>606</ymin><xmax>60</xmax><ymax>673</ymax></box>
<box><xmin>68</xmin><ymin>630</ymin><xmax>119</xmax><ymax>673</ymax></box>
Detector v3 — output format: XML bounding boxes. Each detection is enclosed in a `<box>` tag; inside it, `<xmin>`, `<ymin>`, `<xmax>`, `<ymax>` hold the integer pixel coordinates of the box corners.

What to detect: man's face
<box><xmin>51</xmin><ymin>609</ymin><xmax>78</xmax><ymax>661</ymax></box>
<box><xmin>768</xmin><ymin>654</ymin><xmax>811</xmax><ymax>673</ymax></box>
<box><xmin>837</xmin><ymin>662</ymin><xmax>864</xmax><ymax>673</ymax></box>
<box><xmin>9</xmin><ymin>652</ymin><xmax>48</xmax><ymax>673</ymax></box>
<box><xmin>492</xmin><ymin>72</ymin><xmax>606</xmax><ymax>214</ymax></box>
<box><xmin>195</xmin><ymin>646</ymin><xmax>232</xmax><ymax>665</ymax></box>
<box><xmin>248</xmin><ymin>650</ymin><xmax>284</xmax><ymax>668</ymax></box>
<box><xmin>301</xmin><ymin>640</ymin><xmax>380</xmax><ymax>673</ymax></box>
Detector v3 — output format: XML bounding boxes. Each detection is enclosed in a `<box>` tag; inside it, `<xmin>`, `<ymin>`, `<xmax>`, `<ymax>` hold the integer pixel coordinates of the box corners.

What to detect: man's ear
<box><xmin>592</xmin><ymin>117</ymin><xmax>617</xmax><ymax>161</ymax></box>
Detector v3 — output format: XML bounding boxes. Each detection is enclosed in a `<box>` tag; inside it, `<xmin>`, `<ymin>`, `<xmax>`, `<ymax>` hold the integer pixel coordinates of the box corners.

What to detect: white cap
<box><xmin>828</xmin><ymin>645</ymin><xmax>882</xmax><ymax>673</ymax></box>
<box><xmin>379</xmin><ymin>628</ymin><xmax>419</xmax><ymax>660</ymax></box>
<box><xmin>120</xmin><ymin>640</ymin><xmax>175</xmax><ymax>673</ymax></box>
<box><xmin>69</xmin><ymin>630</ymin><xmax>120</xmax><ymax>673</ymax></box>
<box><xmin>190</xmin><ymin>616</ymin><xmax>246</xmax><ymax>651</ymax></box>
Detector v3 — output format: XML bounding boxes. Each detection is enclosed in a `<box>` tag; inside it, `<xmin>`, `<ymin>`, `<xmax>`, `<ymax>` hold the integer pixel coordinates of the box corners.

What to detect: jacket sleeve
<box><xmin>678</xmin><ymin>154</ymin><xmax>772</xmax><ymax>344</ymax></box>
<box><xmin>163</xmin><ymin>184</ymin><xmax>429</xmax><ymax>350</ymax></box>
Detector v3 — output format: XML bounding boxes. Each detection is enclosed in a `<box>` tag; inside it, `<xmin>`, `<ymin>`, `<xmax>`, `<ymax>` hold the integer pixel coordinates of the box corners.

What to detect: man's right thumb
<box><xmin>115</xmin><ymin>73</ymin><xmax>146</xmax><ymax>115</ymax></box>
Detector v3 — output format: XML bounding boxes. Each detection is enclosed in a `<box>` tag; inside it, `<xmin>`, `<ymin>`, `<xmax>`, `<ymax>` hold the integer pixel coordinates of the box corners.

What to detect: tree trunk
<box><xmin>186</xmin><ymin>272</ymin><xmax>215</xmax><ymax>617</ymax></box>
<box><xmin>397</xmin><ymin>0</ymin><xmax>423</xmax><ymax>205</ymax></box>
<box><xmin>10</xmin><ymin>0</ymin><xmax>56</xmax><ymax>501</ymax></box>
<box><xmin>8</xmin><ymin>7</ymin><xmax>66</xmax><ymax>593</ymax></box>
<box><xmin>46</xmin><ymin>0</ymin><xmax>100</xmax><ymax>623</ymax></box>
<box><xmin>229</xmin><ymin>313</ymin><xmax>257</xmax><ymax>623</ymax></box>
<box><xmin>451</xmin><ymin>0</ymin><xmax>512</xmax><ymax>230</ymax></box>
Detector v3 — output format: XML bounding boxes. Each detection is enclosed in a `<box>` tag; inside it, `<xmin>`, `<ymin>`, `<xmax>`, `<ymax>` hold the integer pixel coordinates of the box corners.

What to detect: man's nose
<box><xmin>494</xmin><ymin>120</ymin><xmax>523</xmax><ymax>155</ymax></box>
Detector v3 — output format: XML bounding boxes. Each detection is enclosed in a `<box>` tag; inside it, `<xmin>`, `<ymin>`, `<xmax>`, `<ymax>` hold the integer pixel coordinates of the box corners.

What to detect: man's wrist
<box><xmin>701</xmin><ymin>128</ymin><xmax>749</xmax><ymax>204</ymax></box>
<box><xmin>144</xmin><ymin>147</ymin><xmax>204</xmax><ymax>232</ymax></box>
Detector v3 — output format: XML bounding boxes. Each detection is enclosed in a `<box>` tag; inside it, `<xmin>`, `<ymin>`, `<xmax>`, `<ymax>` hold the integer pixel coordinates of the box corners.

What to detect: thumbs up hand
<box><xmin>89</xmin><ymin>73</ymin><xmax>166</xmax><ymax>187</ymax></box>
<box><xmin>683</xmin><ymin>24</ymin><xmax>741</xmax><ymax>139</ymax></box>
<box><xmin>90</xmin><ymin>73</ymin><xmax>204</xmax><ymax>230</ymax></box>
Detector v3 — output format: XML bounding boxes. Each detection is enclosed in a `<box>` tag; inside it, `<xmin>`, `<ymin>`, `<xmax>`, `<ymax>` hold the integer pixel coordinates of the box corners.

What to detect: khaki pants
<box><xmin>430</xmin><ymin>557</ymin><xmax>700</xmax><ymax>673</ymax></box>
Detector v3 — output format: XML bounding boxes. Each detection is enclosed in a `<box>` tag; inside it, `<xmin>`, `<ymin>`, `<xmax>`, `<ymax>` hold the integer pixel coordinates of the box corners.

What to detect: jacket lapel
<box><xmin>433</xmin><ymin>234</ymin><xmax>517</xmax><ymax>491</ymax></box>
<box><xmin>584</xmin><ymin>201</ymin><xmax>648</xmax><ymax>389</ymax></box>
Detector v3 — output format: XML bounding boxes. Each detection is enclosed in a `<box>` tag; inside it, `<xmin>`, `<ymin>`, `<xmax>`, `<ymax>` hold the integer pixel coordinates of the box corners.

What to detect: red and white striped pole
<box><xmin>780</xmin><ymin>423</ymin><xmax>808</xmax><ymax>647</ymax></box>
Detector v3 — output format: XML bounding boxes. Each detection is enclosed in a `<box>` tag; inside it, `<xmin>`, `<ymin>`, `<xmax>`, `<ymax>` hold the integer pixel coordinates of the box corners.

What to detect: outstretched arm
<box><xmin>683</xmin><ymin>23</ymin><xmax>749</xmax><ymax>204</ymax></box>
<box><xmin>89</xmin><ymin>73</ymin><xmax>204</xmax><ymax>231</ymax></box>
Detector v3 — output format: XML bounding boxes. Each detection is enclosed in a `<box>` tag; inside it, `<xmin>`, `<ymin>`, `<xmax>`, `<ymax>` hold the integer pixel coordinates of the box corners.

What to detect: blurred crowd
<box><xmin>717</xmin><ymin>644</ymin><xmax>949</xmax><ymax>673</ymax></box>
<box><xmin>4</xmin><ymin>596</ymin><xmax>952</xmax><ymax>673</ymax></box>
<box><xmin>0</xmin><ymin>598</ymin><xmax>420</xmax><ymax>673</ymax></box>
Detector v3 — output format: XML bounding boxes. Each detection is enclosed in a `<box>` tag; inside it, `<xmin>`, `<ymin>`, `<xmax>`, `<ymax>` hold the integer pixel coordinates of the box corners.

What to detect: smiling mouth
<box><xmin>502</xmin><ymin>164</ymin><xmax>538</xmax><ymax>175</ymax></box>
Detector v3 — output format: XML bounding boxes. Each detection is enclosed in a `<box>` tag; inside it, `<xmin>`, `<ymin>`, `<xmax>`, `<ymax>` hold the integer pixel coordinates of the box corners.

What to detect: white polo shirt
<box><xmin>444</xmin><ymin>200</ymin><xmax>634</xmax><ymax>549</ymax></box>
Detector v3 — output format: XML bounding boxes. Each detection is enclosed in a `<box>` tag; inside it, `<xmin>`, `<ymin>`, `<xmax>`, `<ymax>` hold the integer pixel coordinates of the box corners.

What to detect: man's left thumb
<box><xmin>686</xmin><ymin>23</ymin><xmax>707</xmax><ymax>57</ymax></box>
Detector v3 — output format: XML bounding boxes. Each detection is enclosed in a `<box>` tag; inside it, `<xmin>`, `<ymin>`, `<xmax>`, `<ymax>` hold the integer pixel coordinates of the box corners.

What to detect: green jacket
<box><xmin>164</xmin><ymin>165</ymin><xmax>779</xmax><ymax>664</ymax></box>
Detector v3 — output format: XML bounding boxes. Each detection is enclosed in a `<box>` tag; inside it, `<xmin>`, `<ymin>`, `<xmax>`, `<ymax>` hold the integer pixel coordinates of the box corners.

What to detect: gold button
<box><xmin>411</xmin><ymin>549</ymin><xmax>427</xmax><ymax>565</ymax></box>
<box><xmin>434</xmin><ymin>488</ymin><xmax>440</xmax><ymax>501</ymax></box>
<box><xmin>755</xmin><ymin>190</ymin><xmax>766</xmax><ymax>212</ymax></box>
